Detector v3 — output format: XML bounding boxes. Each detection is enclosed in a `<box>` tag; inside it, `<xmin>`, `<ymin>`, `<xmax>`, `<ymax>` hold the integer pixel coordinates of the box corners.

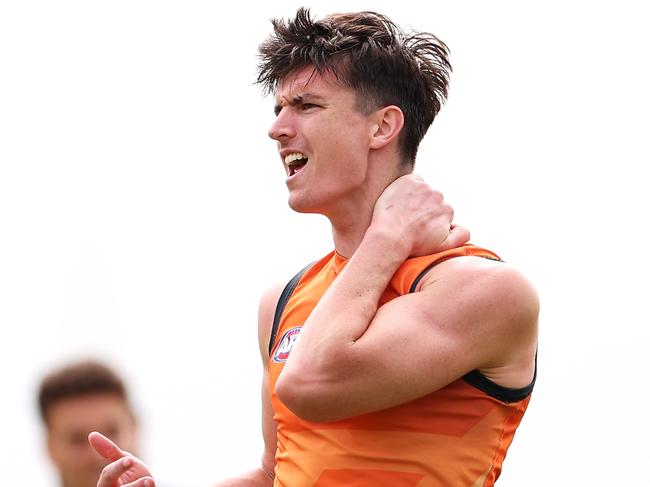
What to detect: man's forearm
<box><xmin>284</xmin><ymin>227</ymin><xmax>406</xmax><ymax>378</ymax></box>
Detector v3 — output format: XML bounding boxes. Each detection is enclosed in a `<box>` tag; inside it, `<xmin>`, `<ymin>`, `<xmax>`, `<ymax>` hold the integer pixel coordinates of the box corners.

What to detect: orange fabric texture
<box><xmin>269</xmin><ymin>245</ymin><xmax>531</xmax><ymax>487</ymax></box>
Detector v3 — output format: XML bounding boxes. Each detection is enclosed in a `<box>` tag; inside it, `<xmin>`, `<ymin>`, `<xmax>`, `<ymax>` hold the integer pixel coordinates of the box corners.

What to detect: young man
<box><xmin>91</xmin><ymin>9</ymin><xmax>538</xmax><ymax>486</ymax></box>
<box><xmin>38</xmin><ymin>360</ymin><xmax>139</xmax><ymax>487</ymax></box>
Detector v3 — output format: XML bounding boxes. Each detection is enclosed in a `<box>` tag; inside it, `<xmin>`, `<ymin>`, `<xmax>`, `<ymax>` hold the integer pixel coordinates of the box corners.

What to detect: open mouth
<box><xmin>285</xmin><ymin>152</ymin><xmax>309</xmax><ymax>176</ymax></box>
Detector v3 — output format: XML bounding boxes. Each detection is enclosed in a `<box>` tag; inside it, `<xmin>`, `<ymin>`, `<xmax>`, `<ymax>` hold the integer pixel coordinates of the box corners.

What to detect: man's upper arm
<box><xmin>257</xmin><ymin>282</ymin><xmax>285</xmax><ymax>478</ymax></box>
<box><xmin>281</xmin><ymin>257</ymin><xmax>539</xmax><ymax>422</ymax></box>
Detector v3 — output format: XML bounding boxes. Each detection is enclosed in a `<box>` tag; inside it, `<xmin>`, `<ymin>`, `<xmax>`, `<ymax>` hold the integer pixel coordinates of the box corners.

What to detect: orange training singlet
<box><xmin>268</xmin><ymin>244</ymin><xmax>534</xmax><ymax>487</ymax></box>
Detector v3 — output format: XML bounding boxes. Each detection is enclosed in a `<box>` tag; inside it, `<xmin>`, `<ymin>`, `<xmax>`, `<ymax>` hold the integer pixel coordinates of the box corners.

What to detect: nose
<box><xmin>268</xmin><ymin>109</ymin><xmax>297</xmax><ymax>141</ymax></box>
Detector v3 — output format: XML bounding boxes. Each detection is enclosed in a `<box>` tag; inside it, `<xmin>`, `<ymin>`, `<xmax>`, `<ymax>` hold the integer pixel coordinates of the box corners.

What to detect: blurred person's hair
<box><xmin>38</xmin><ymin>360</ymin><xmax>130</xmax><ymax>425</ymax></box>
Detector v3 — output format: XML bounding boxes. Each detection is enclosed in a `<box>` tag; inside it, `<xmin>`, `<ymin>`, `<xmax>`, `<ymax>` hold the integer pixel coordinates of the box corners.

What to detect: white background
<box><xmin>1</xmin><ymin>0</ymin><xmax>648</xmax><ymax>485</ymax></box>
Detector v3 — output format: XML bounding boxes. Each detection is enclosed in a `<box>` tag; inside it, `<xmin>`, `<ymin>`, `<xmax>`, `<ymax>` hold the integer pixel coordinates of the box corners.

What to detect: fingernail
<box><xmin>122</xmin><ymin>457</ymin><xmax>133</xmax><ymax>468</ymax></box>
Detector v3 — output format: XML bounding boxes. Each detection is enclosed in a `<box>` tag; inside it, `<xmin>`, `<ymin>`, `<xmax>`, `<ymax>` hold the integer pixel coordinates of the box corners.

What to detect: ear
<box><xmin>369</xmin><ymin>105</ymin><xmax>404</xmax><ymax>150</ymax></box>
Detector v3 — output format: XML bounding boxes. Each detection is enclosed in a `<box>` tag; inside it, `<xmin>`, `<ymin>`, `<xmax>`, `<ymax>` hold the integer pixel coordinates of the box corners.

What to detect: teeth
<box><xmin>284</xmin><ymin>152</ymin><xmax>307</xmax><ymax>165</ymax></box>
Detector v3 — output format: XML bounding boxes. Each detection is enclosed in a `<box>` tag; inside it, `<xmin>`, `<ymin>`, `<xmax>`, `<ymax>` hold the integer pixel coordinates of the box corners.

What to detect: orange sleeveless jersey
<box><xmin>268</xmin><ymin>245</ymin><xmax>534</xmax><ymax>487</ymax></box>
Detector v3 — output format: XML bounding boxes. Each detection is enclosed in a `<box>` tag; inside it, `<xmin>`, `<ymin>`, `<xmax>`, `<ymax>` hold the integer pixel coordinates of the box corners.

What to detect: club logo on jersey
<box><xmin>272</xmin><ymin>326</ymin><xmax>302</xmax><ymax>363</ymax></box>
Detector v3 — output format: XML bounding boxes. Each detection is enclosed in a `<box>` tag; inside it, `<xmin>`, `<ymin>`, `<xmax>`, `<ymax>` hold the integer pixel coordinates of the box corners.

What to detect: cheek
<box><xmin>335</xmin><ymin>124</ymin><xmax>371</xmax><ymax>158</ymax></box>
<box><xmin>51</xmin><ymin>443</ymin><xmax>86</xmax><ymax>467</ymax></box>
<box><xmin>112</xmin><ymin>424</ymin><xmax>137</xmax><ymax>451</ymax></box>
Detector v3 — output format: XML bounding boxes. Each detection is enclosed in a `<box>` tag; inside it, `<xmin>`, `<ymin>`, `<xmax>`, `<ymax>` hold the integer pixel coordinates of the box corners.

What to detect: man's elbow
<box><xmin>275</xmin><ymin>372</ymin><xmax>341</xmax><ymax>423</ymax></box>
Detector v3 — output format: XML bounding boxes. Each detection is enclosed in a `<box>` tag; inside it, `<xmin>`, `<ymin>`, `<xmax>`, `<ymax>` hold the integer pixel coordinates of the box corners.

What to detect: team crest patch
<box><xmin>272</xmin><ymin>326</ymin><xmax>302</xmax><ymax>363</ymax></box>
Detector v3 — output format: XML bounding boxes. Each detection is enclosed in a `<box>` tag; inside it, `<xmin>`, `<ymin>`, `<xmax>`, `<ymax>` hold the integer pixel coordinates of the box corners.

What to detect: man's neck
<box><xmin>330</xmin><ymin>207</ymin><xmax>374</xmax><ymax>258</ymax></box>
<box><xmin>327</xmin><ymin>150</ymin><xmax>407</xmax><ymax>258</ymax></box>
<box><xmin>328</xmin><ymin>173</ymin><xmax>397</xmax><ymax>258</ymax></box>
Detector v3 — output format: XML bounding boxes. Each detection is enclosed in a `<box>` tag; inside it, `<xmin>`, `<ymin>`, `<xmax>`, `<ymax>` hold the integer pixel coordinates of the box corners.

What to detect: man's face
<box><xmin>46</xmin><ymin>394</ymin><xmax>137</xmax><ymax>487</ymax></box>
<box><xmin>268</xmin><ymin>65</ymin><xmax>377</xmax><ymax>216</ymax></box>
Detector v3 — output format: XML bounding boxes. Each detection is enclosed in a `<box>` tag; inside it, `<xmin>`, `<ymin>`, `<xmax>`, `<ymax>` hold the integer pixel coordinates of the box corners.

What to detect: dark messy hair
<box><xmin>38</xmin><ymin>360</ymin><xmax>130</xmax><ymax>425</ymax></box>
<box><xmin>257</xmin><ymin>8</ymin><xmax>451</xmax><ymax>168</ymax></box>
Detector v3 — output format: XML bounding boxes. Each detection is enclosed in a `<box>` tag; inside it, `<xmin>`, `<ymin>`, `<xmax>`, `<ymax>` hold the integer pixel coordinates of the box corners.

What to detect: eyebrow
<box><xmin>274</xmin><ymin>93</ymin><xmax>325</xmax><ymax>115</ymax></box>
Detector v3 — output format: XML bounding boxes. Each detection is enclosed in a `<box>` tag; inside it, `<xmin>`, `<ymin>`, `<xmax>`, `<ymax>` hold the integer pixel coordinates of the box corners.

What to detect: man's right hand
<box><xmin>88</xmin><ymin>432</ymin><xmax>156</xmax><ymax>487</ymax></box>
<box><xmin>371</xmin><ymin>174</ymin><xmax>470</xmax><ymax>258</ymax></box>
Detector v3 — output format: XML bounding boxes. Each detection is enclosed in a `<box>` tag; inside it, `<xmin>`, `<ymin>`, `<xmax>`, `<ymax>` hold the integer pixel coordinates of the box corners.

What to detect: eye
<box><xmin>67</xmin><ymin>432</ymin><xmax>88</xmax><ymax>447</ymax></box>
<box><xmin>300</xmin><ymin>103</ymin><xmax>318</xmax><ymax>111</ymax></box>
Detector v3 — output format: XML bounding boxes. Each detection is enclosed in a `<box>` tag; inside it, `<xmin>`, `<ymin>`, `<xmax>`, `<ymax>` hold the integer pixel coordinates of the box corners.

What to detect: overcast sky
<box><xmin>1</xmin><ymin>1</ymin><xmax>648</xmax><ymax>485</ymax></box>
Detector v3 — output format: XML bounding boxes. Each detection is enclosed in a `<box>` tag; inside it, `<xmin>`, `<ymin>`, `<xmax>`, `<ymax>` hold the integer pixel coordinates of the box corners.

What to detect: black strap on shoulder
<box><xmin>268</xmin><ymin>263</ymin><xmax>313</xmax><ymax>355</ymax></box>
<box><xmin>409</xmin><ymin>253</ymin><xmax>504</xmax><ymax>294</ymax></box>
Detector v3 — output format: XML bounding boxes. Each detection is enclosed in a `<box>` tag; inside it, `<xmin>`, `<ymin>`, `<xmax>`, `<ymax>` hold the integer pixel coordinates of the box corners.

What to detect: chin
<box><xmin>288</xmin><ymin>198</ymin><xmax>315</xmax><ymax>214</ymax></box>
<box><xmin>287</xmin><ymin>193</ymin><xmax>325</xmax><ymax>215</ymax></box>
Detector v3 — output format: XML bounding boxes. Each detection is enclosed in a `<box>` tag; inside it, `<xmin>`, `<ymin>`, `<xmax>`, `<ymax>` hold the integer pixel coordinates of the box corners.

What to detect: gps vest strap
<box><xmin>268</xmin><ymin>263</ymin><xmax>313</xmax><ymax>355</ymax></box>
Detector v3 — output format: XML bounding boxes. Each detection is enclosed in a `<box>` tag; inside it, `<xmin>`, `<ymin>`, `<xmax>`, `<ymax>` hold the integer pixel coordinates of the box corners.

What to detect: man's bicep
<box><xmin>321</xmin><ymin>260</ymin><xmax>537</xmax><ymax>418</ymax></box>
<box><xmin>351</xmin><ymin>290</ymin><xmax>483</xmax><ymax>401</ymax></box>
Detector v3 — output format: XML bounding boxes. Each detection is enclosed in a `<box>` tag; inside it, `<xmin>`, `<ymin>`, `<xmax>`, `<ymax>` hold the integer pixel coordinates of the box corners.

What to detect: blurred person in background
<box><xmin>38</xmin><ymin>360</ymin><xmax>139</xmax><ymax>487</ymax></box>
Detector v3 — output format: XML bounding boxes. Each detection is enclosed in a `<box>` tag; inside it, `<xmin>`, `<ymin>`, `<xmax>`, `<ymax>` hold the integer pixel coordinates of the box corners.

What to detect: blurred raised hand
<box><xmin>88</xmin><ymin>432</ymin><xmax>156</xmax><ymax>487</ymax></box>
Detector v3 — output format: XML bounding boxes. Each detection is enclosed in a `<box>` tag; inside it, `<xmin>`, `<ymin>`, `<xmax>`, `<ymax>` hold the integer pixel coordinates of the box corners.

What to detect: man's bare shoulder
<box><xmin>417</xmin><ymin>255</ymin><xmax>539</xmax><ymax>388</ymax></box>
<box><xmin>418</xmin><ymin>255</ymin><xmax>538</xmax><ymax>314</ymax></box>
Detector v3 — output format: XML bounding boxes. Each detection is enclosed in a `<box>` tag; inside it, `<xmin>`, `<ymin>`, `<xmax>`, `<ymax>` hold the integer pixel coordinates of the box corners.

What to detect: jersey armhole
<box><xmin>462</xmin><ymin>353</ymin><xmax>537</xmax><ymax>403</ymax></box>
<box><xmin>268</xmin><ymin>263</ymin><xmax>314</xmax><ymax>356</ymax></box>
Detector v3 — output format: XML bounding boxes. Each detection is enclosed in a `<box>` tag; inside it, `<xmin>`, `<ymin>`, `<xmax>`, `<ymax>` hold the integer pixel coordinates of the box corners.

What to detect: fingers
<box><xmin>96</xmin><ymin>456</ymin><xmax>155</xmax><ymax>487</ymax></box>
<box><xmin>89</xmin><ymin>432</ymin><xmax>155</xmax><ymax>487</ymax></box>
<box><xmin>444</xmin><ymin>224</ymin><xmax>471</xmax><ymax>250</ymax></box>
<box><xmin>123</xmin><ymin>477</ymin><xmax>156</xmax><ymax>487</ymax></box>
<box><xmin>88</xmin><ymin>431</ymin><xmax>126</xmax><ymax>462</ymax></box>
<box><xmin>98</xmin><ymin>456</ymin><xmax>137</xmax><ymax>486</ymax></box>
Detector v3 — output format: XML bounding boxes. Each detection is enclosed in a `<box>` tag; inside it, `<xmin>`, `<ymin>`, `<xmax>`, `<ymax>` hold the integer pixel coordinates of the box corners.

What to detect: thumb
<box><xmin>88</xmin><ymin>431</ymin><xmax>127</xmax><ymax>462</ymax></box>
